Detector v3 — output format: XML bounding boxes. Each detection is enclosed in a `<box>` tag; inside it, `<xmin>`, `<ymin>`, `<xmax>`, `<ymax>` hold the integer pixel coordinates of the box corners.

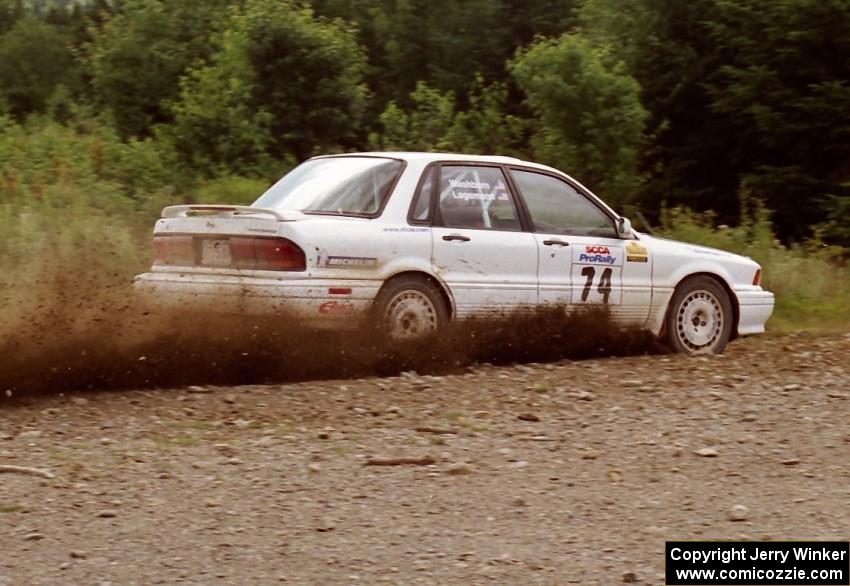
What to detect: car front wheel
<box><xmin>373</xmin><ymin>276</ymin><xmax>449</xmax><ymax>341</ymax></box>
<box><xmin>665</xmin><ymin>276</ymin><xmax>734</xmax><ymax>354</ymax></box>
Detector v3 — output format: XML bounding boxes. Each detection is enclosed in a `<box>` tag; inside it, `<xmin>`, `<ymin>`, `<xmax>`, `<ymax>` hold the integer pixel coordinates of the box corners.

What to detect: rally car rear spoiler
<box><xmin>161</xmin><ymin>205</ymin><xmax>300</xmax><ymax>222</ymax></box>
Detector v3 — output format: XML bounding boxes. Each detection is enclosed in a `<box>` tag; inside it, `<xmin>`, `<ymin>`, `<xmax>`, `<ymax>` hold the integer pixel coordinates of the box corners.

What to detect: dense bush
<box><xmin>509</xmin><ymin>34</ymin><xmax>647</xmax><ymax>208</ymax></box>
<box><xmin>658</xmin><ymin>206</ymin><xmax>850</xmax><ymax>331</ymax></box>
<box><xmin>165</xmin><ymin>0</ymin><xmax>368</xmax><ymax>176</ymax></box>
<box><xmin>0</xmin><ymin>117</ymin><xmax>167</xmax><ymax>287</ymax></box>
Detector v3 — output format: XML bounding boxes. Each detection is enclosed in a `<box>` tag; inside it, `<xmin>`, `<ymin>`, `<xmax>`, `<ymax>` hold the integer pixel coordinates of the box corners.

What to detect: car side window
<box><xmin>438</xmin><ymin>165</ymin><xmax>521</xmax><ymax>231</ymax></box>
<box><xmin>409</xmin><ymin>165</ymin><xmax>436</xmax><ymax>223</ymax></box>
<box><xmin>511</xmin><ymin>169</ymin><xmax>617</xmax><ymax>237</ymax></box>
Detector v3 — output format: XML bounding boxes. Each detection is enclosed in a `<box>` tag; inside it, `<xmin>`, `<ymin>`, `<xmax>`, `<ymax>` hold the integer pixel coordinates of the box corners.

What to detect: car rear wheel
<box><xmin>374</xmin><ymin>276</ymin><xmax>449</xmax><ymax>341</ymax></box>
<box><xmin>665</xmin><ymin>276</ymin><xmax>733</xmax><ymax>354</ymax></box>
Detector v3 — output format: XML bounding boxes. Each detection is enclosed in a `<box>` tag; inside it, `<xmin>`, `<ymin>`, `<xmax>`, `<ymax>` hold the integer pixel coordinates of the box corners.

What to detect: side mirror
<box><xmin>617</xmin><ymin>216</ymin><xmax>633</xmax><ymax>237</ymax></box>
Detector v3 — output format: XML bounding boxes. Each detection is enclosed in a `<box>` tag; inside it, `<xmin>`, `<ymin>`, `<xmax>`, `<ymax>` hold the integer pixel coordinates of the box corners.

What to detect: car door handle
<box><xmin>543</xmin><ymin>239</ymin><xmax>569</xmax><ymax>246</ymax></box>
<box><xmin>442</xmin><ymin>234</ymin><xmax>470</xmax><ymax>242</ymax></box>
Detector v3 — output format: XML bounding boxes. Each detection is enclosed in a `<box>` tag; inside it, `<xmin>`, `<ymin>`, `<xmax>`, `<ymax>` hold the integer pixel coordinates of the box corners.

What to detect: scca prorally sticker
<box><xmin>573</xmin><ymin>244</ymin><xmax>623</xmax><ymax>267</ymax></box>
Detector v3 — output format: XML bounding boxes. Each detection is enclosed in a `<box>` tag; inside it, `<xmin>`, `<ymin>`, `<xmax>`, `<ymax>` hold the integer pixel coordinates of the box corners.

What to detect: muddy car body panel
<box><xmin>134</xmin><ymin>152</ymin><xmax>774</xmax><ymax>346</ymax></box>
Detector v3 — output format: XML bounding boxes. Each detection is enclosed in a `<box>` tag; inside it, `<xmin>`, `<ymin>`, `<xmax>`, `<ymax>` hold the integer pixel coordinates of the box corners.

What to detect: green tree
<box><xmin>370</xmin><ymin>78</ymin><xmax>526</xmax><ymax>155</ymax></box>
<box><xmin>611</xmin><ymin>0</ymin><xmax>737</xmax><ymax>225</ymax></box>
<box><xmin>705</xmin><ymin>0</ymin><xmax>850</xmax><ymax>242</ymax></box>
<box><xmin>166</xmin><ymin>0</ymin><xmax>367</xmax><ymax>175</ymax></box>
<box><xmin>820</xmin><ymin>188</ymin><xmax>850</xmax><ymax>247</ymax></box>
<box><xmin>84</xmin><ymin>0</ymin><xmax>229</xmax><ymax>138</ymax></box>
<box><xmin>0</xmin><ymin>15</ymin><xmax>76</xmax><ymax>118</ymax></box>
<box><xmin>371</xmin><ymin>82</ymin><xmax>456</xmax><ymax>151</ymax></box>
<box><xmin>444</xmin><ymin>78</ymin><xmax>527</xmax><ymax>156</ymax></box>
<box><xmin>313</xmin><ymin>0</ymin><xmax>576</xmax><ymax>115</ymax></box>
<box><xmin>606</xmin><ymin>0</ymin><xmax>850</xmax><ymax>242</ymax></box>
<box><xmin>0</xmin><ymin>0</ymin><xmax>24</xmax><ymax>34</ymax></box>
<box><xmin>577</xmin><ymin>0</ymin><xmax>652</xmax><ymax>69</ymax></box>
<box><xmin>163</xmin><ymin>19</ymin><xmax>272</xmax><ymax>176</ymax></box>
<box><xmin>509</xmin><ymin>33</ymin><xmax>647</xmax><ymax>207</ymax></box>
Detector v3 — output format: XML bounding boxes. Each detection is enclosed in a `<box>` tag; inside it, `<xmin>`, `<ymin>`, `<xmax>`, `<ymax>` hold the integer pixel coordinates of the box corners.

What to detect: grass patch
<box><xmin>658</xmin><ymin>206</ymin><xmax>850</xmax><ymax>332</ymax></box>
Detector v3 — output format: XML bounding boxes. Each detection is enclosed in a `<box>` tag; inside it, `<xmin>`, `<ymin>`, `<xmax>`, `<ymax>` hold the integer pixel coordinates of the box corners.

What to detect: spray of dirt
<box><xmin>0</xmin><ymin>266</ymin><xmax>662</xmax><ymax>401</ymax></box>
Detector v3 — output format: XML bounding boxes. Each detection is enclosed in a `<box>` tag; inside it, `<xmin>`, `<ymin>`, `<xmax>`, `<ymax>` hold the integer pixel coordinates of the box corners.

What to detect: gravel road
<box><xmin>1</xmin><ymin>332</ymin><xmax>849</xmax><ymax>585</ymax></box>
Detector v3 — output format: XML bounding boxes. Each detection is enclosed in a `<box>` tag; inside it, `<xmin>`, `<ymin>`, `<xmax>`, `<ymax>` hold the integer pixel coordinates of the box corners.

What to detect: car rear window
<box><xmin>254</xmin><ymin>157</ymin><xmax>403</xmax><ymax>217</ymax></box>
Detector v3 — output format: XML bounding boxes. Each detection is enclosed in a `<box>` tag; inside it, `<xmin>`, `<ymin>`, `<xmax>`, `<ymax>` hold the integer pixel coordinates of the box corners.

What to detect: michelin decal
<box><xmin>317</xmin><ymin>249</ymin><xmax>378</xmax><ymax>269</ymax></box>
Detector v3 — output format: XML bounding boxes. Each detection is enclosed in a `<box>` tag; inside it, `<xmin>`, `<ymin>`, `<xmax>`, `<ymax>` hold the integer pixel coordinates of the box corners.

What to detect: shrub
<box><xmin>658</xmin><ymin>205</ymin><xmax>850</xmax><ymax>331</ymax></box>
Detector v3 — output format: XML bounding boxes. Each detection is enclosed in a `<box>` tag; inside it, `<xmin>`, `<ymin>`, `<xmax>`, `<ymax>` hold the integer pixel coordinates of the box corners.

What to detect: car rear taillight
<box><xmin>152</xmin><ymin>235</ymin><xmax>305</xmax><ymax>271</ymax></box>
<box><xmin>232</xmin><ymin>237</ymin><xmax>306</xmax><ymax>271</ymax></box>
<box><xmin>753</xmin><ymin>268</ymin><xmax>762</xmax><ymax>286</ymax></box>
<box><xmin>153</xmin><ymin>235</ymin><xmax>194</xmax><ymax>266</ymax></box>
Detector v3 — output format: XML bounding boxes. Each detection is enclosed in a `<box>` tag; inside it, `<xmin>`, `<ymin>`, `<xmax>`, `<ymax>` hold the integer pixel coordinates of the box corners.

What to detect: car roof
<box><xmin>327</xmin><ymin>151</ymin><xmax>558</xmax><ymax>171</ymax></box>
<box><xmin>312</xmin><ymin>151</ymin><xmax>619</xmax><ymax>219</ymax></box>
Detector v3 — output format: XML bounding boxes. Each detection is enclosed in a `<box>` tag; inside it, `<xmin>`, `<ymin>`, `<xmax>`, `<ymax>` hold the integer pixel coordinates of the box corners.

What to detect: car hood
<box><xmin>639</xmin><ymin>233</ymin><xmax>740</xmax><ymax>260</ymax></box>
<box><xmin>636</xmin><ymin>232</ymin><xmax>761</xmax><ymax>287</ymax></box>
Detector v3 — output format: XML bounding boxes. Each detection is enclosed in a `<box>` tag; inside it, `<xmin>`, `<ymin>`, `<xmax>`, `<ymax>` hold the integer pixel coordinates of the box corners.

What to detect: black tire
<box><xmin>664</xmin><ymin>276</ymin><xmax>734</xmax><ymax>354</ymax></box>
<box><xmin>373</xmin><ymin>275</ymin><xmax>449</xmax><ymax>341</ymax></box>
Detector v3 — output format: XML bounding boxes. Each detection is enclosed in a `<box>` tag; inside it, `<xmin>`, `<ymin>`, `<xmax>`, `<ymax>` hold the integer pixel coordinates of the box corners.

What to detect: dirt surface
<box><xmin>1</xmin><ymin>332</ymin><xmax>849</xmax><ymax>585</ymax></box>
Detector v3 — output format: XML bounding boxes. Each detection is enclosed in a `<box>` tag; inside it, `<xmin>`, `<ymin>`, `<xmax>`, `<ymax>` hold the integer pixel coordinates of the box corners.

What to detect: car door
<box><xmin>508</xmin><ymin>168</ymin><xmax>652</xmax><ymax>326</ymax></box>
<box><xmin>420</xmin><ymin>163</ymin><xmax>538</xmax><ymax>318</ymax></box>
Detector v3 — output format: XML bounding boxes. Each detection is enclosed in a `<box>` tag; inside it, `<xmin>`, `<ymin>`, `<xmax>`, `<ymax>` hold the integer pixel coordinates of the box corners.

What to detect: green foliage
<box><xmin>0</xmin><ymin>0</ymin><xmax>25</xmax><ymax>34</ymax></box>
<box><xmin>372</xmin><ymin>82</ymin><xmax>456</xmax><ymax>152</ymax></box>
<box><xmin>618</xmin><ymin>0</ymin><xmax>850</xmax><ymax>243</ymax></box>
<box><xmin>0</xmin><ymin>117</ymin><xmax>177</xmax><ymax>294</ymax></box>
<box><xmin>0</xmin><ymin>0</ymin><xmax>846</xmax><ymax>245</ymax></box>
<box><xmin>0</xmin><ymin>116</ymin><xmax>181</xmax><ymax>208</ymax></box>
<box><xmin>703</xmin><ymin>0</ymin><xmax>850</xmax><ymax>243</ymax></box>
<box><xmin>509</xmin><ymin>33</ymin><xmax>647</xmax><ymax>208</ymax></box>
<box><xmin>819</xmin><ymin>188</ymin><xmax>850</xmax><ymax>246</ymax></box>
<box><xmin>162</xmin><ymin>16</ymin><xmax>274</xmax><ymax>177</ymax></box>
<box><xmin>193</xmin><ymin>175</ymin><xmax>273</xmax><ymax>207</ymax></box>
<box><xmin>0</xmin><ymin>15</ymin><xmax>77</xmax><ymax>117</ymax></box>
<box><xmin>371</xmin><ymin>78</ymin><xmax>526</xmax><ymax>155</ymax></box>
<box><xmin>313</xmin><ymin>0</ymin><xmax>577</xmax><ymax>110</ymax></box>
<box><xmin>167</xmin><ymin>0</ymin><xmax>367</xmax><ymax>175</ymax></box>
<box><xmin>0</xmin><ymin>190</ymin><xmax>144</xmax><ymax>282</ymax></box>
<box><xmin>659</xmin><ymin>205</ymin><xmax>850</xmax><ymax>331</ymax></box>
<box><xmin>84</xmin><ymin>0</ymin><xmax>229</xmax><ymax>138</ymax></box>
<box><xmin>443</xmin><ymin>79</ymin><xmax>527</xmax><ymax>156</ymax></box>
<box><xmin>577</xmin><ymin>0</ymin><xmax>652</xmax><ymax>69</ymax></box>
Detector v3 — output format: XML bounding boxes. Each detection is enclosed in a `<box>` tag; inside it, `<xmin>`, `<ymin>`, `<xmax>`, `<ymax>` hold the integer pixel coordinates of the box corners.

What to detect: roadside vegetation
<box><xmin>1</xmin><ymin>0</ymin><xmax>848</xmax><ymax>332</ymax></box>
<box><xmin>657</xmin><ymin>208</ymin><xmax>850</xmax><ymax>332</ymax></box>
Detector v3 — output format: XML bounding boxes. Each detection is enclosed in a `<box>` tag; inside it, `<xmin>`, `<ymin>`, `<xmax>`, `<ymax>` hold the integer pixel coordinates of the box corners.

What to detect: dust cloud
<box><xmin>0</xmin><ymin>270</ymin><xmax>659</xmax><ymax>400</ymax></box>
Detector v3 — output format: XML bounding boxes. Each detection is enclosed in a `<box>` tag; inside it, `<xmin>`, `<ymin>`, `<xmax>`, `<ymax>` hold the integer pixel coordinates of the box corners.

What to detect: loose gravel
<box><xmin>1</xmin><ymin>332</ymin><xmax>849</xmax><ymax>585</ymax></box>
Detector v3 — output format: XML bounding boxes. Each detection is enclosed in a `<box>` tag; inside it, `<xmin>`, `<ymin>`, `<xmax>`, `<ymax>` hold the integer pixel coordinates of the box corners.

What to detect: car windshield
<box><xmin>253</xmin><ymin>157</ymin><xmax>403</xmax><ymax>216</ymax></box>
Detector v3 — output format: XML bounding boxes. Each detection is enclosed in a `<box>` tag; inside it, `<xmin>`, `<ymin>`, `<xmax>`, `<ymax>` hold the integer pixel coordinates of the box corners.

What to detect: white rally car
<box><xmin>134</xmin><ymin>152</ymin><xmax>774</xmax><ymax>354</ymax></box>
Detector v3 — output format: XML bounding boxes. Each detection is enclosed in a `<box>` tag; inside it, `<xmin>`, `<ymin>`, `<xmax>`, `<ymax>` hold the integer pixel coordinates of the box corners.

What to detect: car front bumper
<box><xmin>735</xmin><ymin>289</ymin><xmax>775</xmax><ymax>335</ymax></box>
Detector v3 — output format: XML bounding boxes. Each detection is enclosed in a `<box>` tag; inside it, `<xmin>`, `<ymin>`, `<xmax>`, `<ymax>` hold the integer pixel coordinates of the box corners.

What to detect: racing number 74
<box><xmin>580</xmin><ymin>266</ymin><xmax>613</xmax><ymax>303</ymax></box>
